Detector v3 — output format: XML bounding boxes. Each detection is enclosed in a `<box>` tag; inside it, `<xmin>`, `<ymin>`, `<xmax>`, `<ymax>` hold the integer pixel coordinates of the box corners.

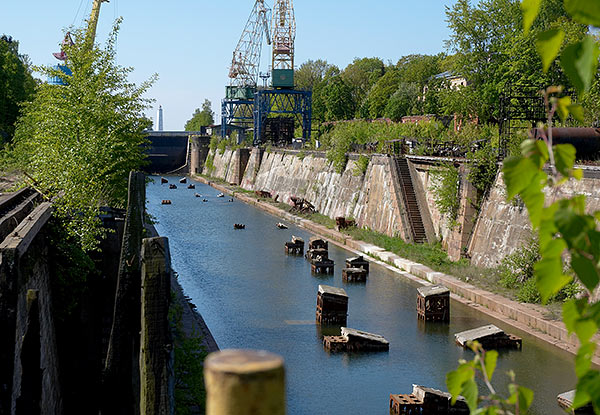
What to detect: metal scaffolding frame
<box><xmin>254</xmin><ymin>88</ymin><xmax>312</xmax><ymax>145</ymax></box>
<box><xmin>498</xmin><ymin>83</ymin><xmax>576</xmax><ymax>156</ymax></box>
<box><xmin>221</xmin><ymin>98</ymin><xmax>255</xmax><ymax>139</ymax></box>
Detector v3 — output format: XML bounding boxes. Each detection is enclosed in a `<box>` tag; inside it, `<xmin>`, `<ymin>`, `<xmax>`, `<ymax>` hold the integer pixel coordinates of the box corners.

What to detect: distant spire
<box><xmin>156</xmin><ymin>105</ymin><xmax>164</xmax><ymax>131</ymax></box>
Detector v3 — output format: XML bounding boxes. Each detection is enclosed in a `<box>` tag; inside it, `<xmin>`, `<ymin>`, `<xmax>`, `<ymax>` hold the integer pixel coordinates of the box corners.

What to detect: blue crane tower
<box><xmin>221</xmin><ymin>0</ymin><xmax>312</xmax><ymax>146</ymax></box>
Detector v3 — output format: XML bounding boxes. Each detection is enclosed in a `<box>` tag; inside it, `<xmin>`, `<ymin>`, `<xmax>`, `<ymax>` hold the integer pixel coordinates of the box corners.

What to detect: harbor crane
<box><xmin>50</xmin><ymin>0</ymin><xmax>109</xmax><ymax>84</ymax></box>
<box><xmin>222</xmin><ymin>0</ymin><xmax>311</xmax><ymax>145</ymax></box>
<box><xmin>226</xmin><ymin>0</ymin><xmax>272</xmax><ymax>100</ymax></box>
<box><xmin>271</xmin><ymin>0</ymin><xmax>295</xmax><ymax>88</ymax></box>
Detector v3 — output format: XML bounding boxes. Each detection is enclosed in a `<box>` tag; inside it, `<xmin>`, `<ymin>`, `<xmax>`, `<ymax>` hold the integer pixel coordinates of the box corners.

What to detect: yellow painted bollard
<box><xmin>204</xmin><ymin>349</ymin><xmax>285</xmax><ymax>415</ymax></box>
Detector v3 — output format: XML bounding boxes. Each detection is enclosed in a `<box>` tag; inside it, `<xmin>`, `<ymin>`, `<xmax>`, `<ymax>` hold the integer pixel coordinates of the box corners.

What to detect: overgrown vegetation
<box><xmin>0</xmin><ymin>35</ymin><xmax>36</xmax><ymax>144</ymax></box>
<box><xmin>47</xmin><ymin>219</ymin><xmax>98</xmax><ymax>323</ymax></box>
<box><xmin>204</xmin><ymin>153</ymin><xmax>215</xmax><ymax>174</ymax></box>
<box><xmin>170</xmin><ymin>290</ymin><xmax>207</xmax><ymax>415</ymax></box>
<box><xmin>6</xmin><ymin>20</ymin><xmax>156</xmax><ymax>250</ymax></box>
<box><xmin>496</xmin><ymin>238</ymin><xmax>580</xmax><ymax>303</ymax></box>
<box><xmin>353</xmin><ymin>155</ymin><xmax>370</xmax><ymax>176</ymax></box>
<box><xmin>429</xmin><ymin>163</ymin><xmax>460</xmax><ymax>227</ymax></box>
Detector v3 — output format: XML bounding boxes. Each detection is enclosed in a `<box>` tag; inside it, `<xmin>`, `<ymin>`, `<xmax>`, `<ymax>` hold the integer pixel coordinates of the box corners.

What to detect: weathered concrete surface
<box><xmin>240</xmin><ymin>151</ymin><xmax>409</xmax><ymax>239</ymax></box>
<box><xmin>240</xmin><ymin>148</ymin><xmax>263</xmax><ymax>190</ymax></box>
<box><xmin>468</xmin><ymin>167</ymin><xmax>600</xmax><ymax>268</ymax></box>
<box><xmin>410</xmin><ymin>160</ymin><xmax>454</xmax><ymax>242</ymax></box>
<box><xmin>204</xmin><ymin>149</ymin><xmax>234</xmax><ymax>180</ymax></box>
<box><xmin>145</xmin><ymin>223</ymin><xmax>219</xmax><ymax>354</ymax></box>
<box><xmin>189</xmin><ymin>136</ymin><xmax>211</xmax><ymax>175</ymax></box>
<box><xmin>0</xmin><ymin>202</ymin><xmax>63</xmax><ymax>415</ymax></box>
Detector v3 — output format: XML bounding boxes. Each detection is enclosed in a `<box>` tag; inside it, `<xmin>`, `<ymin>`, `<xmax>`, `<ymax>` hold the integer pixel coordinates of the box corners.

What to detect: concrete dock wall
<box><xmin>197</xmin><ymin>146</ymin><xmax>600</xmax><ymax>267</ymax></box>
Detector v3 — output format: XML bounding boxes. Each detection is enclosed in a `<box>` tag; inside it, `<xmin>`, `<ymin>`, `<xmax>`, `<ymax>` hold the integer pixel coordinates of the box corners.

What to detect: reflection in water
<box><xmin>417</xmin><ymin>318</ymin><xmax>450</xmax><ymax>336</ymax></box>
<box><xmin>148</xmin><ymin>177</ymin><xmax>577</xmax><ymax>415</ymax></box>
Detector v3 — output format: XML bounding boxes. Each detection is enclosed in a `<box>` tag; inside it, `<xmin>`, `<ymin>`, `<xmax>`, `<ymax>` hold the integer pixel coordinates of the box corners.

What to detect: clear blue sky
<box><xmin>2</xmin><ymin>0</ymin><xmax>459</xmax><ymax>130</ymax></box>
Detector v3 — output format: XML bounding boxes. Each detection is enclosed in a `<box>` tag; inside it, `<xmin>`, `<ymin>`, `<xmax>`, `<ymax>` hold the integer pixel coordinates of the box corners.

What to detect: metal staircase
<box><xmin>394</xmin><ymin>157</ymin><xmax>427</xmax><ymax>244</ymax></box>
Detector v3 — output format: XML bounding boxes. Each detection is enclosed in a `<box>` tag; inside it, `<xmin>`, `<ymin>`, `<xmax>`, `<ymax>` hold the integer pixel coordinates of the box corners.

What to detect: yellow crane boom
<box><xmin>85</xmin><ymin>0</ymin><xmax>109</xmax><ymax>49</ymax></box>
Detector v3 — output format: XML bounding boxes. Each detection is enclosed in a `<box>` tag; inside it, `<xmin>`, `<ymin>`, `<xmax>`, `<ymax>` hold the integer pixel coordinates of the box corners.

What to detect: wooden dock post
<box><xmin>204</xmin><ymin>349</ymin><xmax>285</xmax><ymax>415</ymax></box>
<box><xmin>140</xmin><ymin>237</ymin><xmax>172</xmax><ymax>415</ymax></box>
<box><xmin>316</xmin><ymin>285</ymin><xmax>348</xmax><ymax>325</ymax></box>
<box><xmin>416</xmin><ymin>285</ymin><xmax>450</xmax><ymax>322</ymax></box>
<box><xmin>342</xmin><ymin>267</ymin><xmax>367</xmax><ymax>283</ymax></box>
<box><xmin>345</xmin><ymin>256</ymin><xmax>369</xmax><ymax>273</ymax></box>
<box><xmin>284</xmin><ymin>236</ymin><xmax>304</xmax><ymax>255</ymax></box>
<box><xmin>455</xmin><ymin>324</ymin><xmax>522</xmax><ymax>350</ymax></box>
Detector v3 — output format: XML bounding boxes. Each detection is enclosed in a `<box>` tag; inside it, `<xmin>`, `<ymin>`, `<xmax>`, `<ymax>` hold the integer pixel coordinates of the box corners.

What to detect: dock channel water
<box><xmin>147</xmin><ymin>176</ymin><xmax>577</xmax><ymax>415</ymax></box>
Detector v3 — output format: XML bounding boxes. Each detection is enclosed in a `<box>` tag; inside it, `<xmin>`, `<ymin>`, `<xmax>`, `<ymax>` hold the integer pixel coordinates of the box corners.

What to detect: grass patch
<box><xmin>170</xmin><ymin>289</ymin><xmax>208</xmax><ymax>414</ymax></box>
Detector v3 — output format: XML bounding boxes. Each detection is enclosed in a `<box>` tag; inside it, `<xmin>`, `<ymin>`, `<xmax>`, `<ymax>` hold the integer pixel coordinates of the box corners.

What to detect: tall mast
<box><xmin>85</xmin><ymin>0</ymin><xmax>109</xmax><ymax>50</ymax></box>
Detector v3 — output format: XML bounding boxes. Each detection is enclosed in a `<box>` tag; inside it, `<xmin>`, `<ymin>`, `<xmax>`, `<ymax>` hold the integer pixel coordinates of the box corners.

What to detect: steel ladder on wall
<box><xmin>394</xmin><ymin>157</ymin><xmax>427</xmax><ymax>244</ymax></box>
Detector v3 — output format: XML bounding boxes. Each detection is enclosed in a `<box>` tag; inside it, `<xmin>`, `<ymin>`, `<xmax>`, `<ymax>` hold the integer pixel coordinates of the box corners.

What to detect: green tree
<box><xmin>341</xmin><ymin>57</ymin><xmax>385</xmax><ymax>118</ymax></box>
<box><xmin>0</xmin><ymin>35</ymin><xmax>36</xmax><ymax>144</ymax></box>
<box><xmin>445</xmin><ymin>0</ymin><xmax>587</xmax><ymax>122</ymax></box>
<box><xmin>184</xmin><ymin>99</ymin><xmax>214</xmax><ymax>131</ymax></box>
<box><xmin>397</xmin><ymin>54</ymin><xmax>444</xmax><ymax>86</ymax></box>
<box><xmin>319</xmin><ymin>76</ymin><xmax>355</xmax><ymax>121</ymax></box>
<box><xmin>384</xmin><ymin>82</ymin><xmax>420</xmax><ymax>121</ymax></box>
<box><xmin>10</xmin><ymin>20</ymin><xmax>157</xmax><ymax>250</ymax></box>
<box><xmin>295</xmin><ymin>59</ymin><xmax>337</xmax><ymax>91</ymax></box>
<box><xmin>366</xmin><ymin>69</ymin><xmax>401</xmax><ymax>118</ymax></box>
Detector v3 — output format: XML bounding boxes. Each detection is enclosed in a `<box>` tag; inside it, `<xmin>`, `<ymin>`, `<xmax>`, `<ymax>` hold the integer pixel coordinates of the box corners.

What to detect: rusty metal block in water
<box><xmin>345</xmin><ymin>256</ymin><xmax>369</xmax><ymax>273</ymax></box>
<box><xmin>417</xmin><ymin>285</ymin><xmax>450</xmax><ymax>322</ymax></box>
<box><xmin>342</xmin><ymin>267</ymin><xmax>367</xmax><ymax>283</ymax></box>
<box><xmin>389</xmin><ymin>394</ymin><xmax>423</xmax><ymax>415</ymax></box>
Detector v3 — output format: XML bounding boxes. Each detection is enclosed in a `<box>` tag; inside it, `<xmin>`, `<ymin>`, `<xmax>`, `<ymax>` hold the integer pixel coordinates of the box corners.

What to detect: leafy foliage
<box><xmin>445</xmin><ymin>0</ymin><xmax>587</xmax><ymax>122</ymax></box>
<box><xmin>169</xmin><ymin>291</ymin><xmax>208</xmax><ymax>414</ymax></box>
<box><xmin>429</xmin><ymin>163</ymin><xmax>460</xmax><ymax>226</ymax></box>
<box><xmin>295</xmin><ymin>59</ymin><xmax>337</xmax><ymax>91</ymax></box>
<box><xmin>8</xmin><ymin>21</ymin><xmax>156</xmax><ymax>250</ymax></box>
<box><xmin>353</xmin><ymin>155</ymin><xmax>370</xmax><ymax>176</ymax></box>
<box><xmin>184</xmin><ymin>99</ymin><xmax>214</xmax><ymax>131</ymax></box>
<box><xmin>448</xmin><ymin>2</ymin><xmax>600</xmax><ymax>413</ymax></box>
<box><xmin>0</xmin><ymin>35</ymin><xmax>36</xmax><ymax>143</ymax></box>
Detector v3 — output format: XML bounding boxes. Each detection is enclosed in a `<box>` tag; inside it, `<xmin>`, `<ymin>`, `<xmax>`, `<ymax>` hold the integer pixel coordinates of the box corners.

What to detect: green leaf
<box><xmin>462</xmin><ymin>378</ymin><xmax>479</xmax><ymax>413</ymax></box>
<box><xmin>568</xmin><ymin>104</ymin><xmax>585</xmax><ymax>123</ymax></box>
<box><xmin>536</xmin><ymin>29</ymin><xmax>565</xmax><ymax>72</ymax></box>
<box><xmin>535</xmin><ymin>257</ymin><xmax>572</xmax><ymax>303</ymax></box>
<box><xmin>573</xmin><ymin>387</ymin><xmax>591</xmax><ymax>410</ymax></box>
<box><xmin>483</xmin><ymin>350</ymin><xmax>498</xmax><ymax>381</ymax></box>
<box><xmin>554</xmin><ymin>144</ymin><xmax>577</xmax><ymax>177</ymax></box>
<box><xmin>564</xmin><ymin>0</ymin><xmax>600</xmax><ymax>27</ymax></box>
<box><xmin>555</xmin><ymin>96</ymin><xmax>572</xmax><ymax>121</ymax></box>
<box><xmin>540</xmin><ymin>237</ymin><xmax>567</xmax><ymax>258</ymax></box>
<box><xmin>520</xmin><ymin>171</ymin><xmax>547</xmax><ymax>228</ymax></box>
<box><xmin>561</xmin><ymin>36</ymin><xmax>600</xmax><ymax>95</ymax></box>
<box><xmin>574</xmin><ymin>319</ymin><xmax>598</xmax><ymax>344</ymax></box>
<box><xmin>575</xmin><ymin>342</ymin><xmax>596</xmax><ymax>377</ymax></box>
<box><xmin>508</xmin><ymin>384</ymin><xmax>535</xmax><ymax>412</ymax></box>
<box><xmin>572</xmin><ymin>167</ymin><xmax>584</xmax><ymax>180</ymax></box>
<box><xmin>502</xmin><ymin>156</ymin><xmax>538</xmax><ymax>200</ymax></box>
<box><xmin>563</xmin><ymin>299</ymin><xmax>586</xmax><ymax>334</ymax></box>
<box><xmin>446</xmin><ymin>365</ymin><xmax>474</xmax><ymax>404</ymax></box>
<box><xmin>521</xmin><ymin>0</ymin><xmax>542</xmax><ymax>34</ymax></box>
<box><xmin>521</xmin><ymin>139</ymin><xmax>550</xmax><ymax>168</ymax></box>
<box><xmin>555</xmin><ymin>208</ymin><xmax>590</xmax><ymax>246</ymax></box>
<box><xmin>571</xmin><ymin>253</ymin><xmax>600</xmax><ymax>292</ymax></box>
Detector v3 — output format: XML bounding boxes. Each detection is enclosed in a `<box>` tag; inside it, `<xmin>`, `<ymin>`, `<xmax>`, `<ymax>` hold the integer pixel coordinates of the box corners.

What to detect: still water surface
<box><xmin>148</xmin><ymin>177</ymin><xmax>576</xmax><ymax>415</ymax></box>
